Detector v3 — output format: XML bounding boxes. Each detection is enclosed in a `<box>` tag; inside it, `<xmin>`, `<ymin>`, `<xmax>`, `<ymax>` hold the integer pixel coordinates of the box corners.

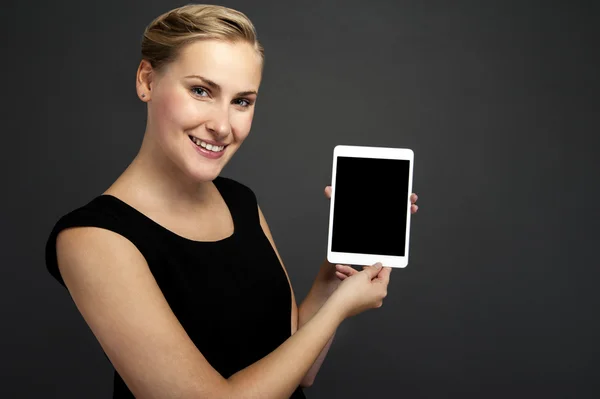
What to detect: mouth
<box><xmin>188</xmin><ymin>135</ymin><xmax>227</xmax><ymax>153</ymax></box>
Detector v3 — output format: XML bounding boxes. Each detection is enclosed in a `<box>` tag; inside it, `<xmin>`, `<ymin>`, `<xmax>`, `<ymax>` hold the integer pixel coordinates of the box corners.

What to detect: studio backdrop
<box><xmin>1</xmin><ymin>0</ymin><xmax>598</xmax><ymax>398</ymax></box>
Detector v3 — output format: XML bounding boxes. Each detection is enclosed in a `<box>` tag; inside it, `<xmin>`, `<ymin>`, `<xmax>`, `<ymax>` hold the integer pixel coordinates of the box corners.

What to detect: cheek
<box><xmin>231</xmin><ymin>111</ymin><xmax>254</xmax><ymax>140</ymax></box>
<box><xmin>154</xmin><ymin>89</ymin><xmax>197</xmax><ymax>131</ymax></box>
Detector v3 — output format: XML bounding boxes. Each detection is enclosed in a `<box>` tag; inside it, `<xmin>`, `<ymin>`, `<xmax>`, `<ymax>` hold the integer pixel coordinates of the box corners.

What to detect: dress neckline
<box><xmin>96</xmin><ymin>177</ymin><xmax>237</xmax><ymax>244</ymax></box>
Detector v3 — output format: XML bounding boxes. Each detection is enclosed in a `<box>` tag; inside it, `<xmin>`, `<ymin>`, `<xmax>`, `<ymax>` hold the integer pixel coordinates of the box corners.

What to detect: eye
<box><xmin>234</xmin><ymin>98</ymin><xmax>253</xmax><ymax>108</ymax></box>
<box><xmin>191</xmin><ymin>86</ymin><xmax>210</xmax><ymax>97</ymax></box>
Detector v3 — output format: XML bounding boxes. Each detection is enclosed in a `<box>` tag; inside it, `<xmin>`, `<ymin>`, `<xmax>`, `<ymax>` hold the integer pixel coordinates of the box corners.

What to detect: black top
<box><xmin>45</xmin><ymin>176</ymin><xmax>306</xmax><ymax>399</ymax></box>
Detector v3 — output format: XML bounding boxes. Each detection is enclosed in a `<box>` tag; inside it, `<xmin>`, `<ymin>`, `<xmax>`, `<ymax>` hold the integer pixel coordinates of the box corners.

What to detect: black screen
<box><xmin>331</xmin><ymin>156</ymin><xmax>410</xmax><ymax>257</ymax></box>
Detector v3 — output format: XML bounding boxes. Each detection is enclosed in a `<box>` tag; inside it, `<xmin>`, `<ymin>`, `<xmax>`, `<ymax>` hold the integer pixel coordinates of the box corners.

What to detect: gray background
<box><xmin>2</xmin><ymin>0</ymin><xmax>599</xmax><ymax>398</ymax></box>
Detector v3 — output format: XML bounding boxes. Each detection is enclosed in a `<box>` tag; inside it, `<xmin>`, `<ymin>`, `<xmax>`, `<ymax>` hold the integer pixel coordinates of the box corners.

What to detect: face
<box><xmin>138</xmin><ymin>39</ymin><xmax>263</xmax><ymax>182</ymax></box>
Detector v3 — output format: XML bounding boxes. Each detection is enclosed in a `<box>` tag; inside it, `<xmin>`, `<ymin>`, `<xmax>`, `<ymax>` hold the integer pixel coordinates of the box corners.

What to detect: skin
<box><xmin>56</xmin><ymin>38</ymin><xmax>420</xmax><ymax>398</ymax></box>
<box><xmin>106</xmin><ymin>39</ymin><xmax>263</xmax><ymax>213</ymax></box>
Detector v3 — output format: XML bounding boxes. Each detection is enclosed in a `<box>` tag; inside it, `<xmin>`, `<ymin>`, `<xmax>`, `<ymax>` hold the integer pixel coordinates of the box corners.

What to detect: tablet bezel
<box><xmin>326</xmin><ymin>145</ymin><xmax>414</xmax><ymax>268</ymax></box>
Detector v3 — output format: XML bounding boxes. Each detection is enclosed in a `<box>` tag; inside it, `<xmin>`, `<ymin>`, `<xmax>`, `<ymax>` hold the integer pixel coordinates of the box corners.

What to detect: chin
<box><xmin>189</xmin><ymin>166</ymin><xmax>223</xmax><ymax>183</ymax></box>
<box><xmin>183</xmin><ymin>144</ymin><xmax>232</xmax><ymax>181</ymax></box>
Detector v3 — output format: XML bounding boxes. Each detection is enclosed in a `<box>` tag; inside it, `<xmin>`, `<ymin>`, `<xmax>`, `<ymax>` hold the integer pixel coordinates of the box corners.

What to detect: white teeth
<box><xmin>190</xmin><ymin>136</ymin><xmax>224</xmax><ymax>152</ymax></box>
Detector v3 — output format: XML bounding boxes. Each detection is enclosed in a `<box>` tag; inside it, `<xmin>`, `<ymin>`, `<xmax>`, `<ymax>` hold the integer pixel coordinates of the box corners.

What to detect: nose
<box><xmin>205</xmin><ymin>105</ymin><xmax>231</xmax><ymax>139</ymax></box>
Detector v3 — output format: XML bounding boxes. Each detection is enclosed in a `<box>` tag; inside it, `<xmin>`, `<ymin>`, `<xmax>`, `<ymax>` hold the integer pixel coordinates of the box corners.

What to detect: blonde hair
<box><xmin>141</xmin><ymin>4</ymin><xmax>264</xmax><ymax>73</ymax></box>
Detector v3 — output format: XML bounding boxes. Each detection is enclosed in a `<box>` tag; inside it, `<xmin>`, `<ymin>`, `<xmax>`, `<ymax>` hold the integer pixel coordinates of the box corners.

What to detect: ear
<box><xmin>136</xmin><ymin>59</ymin><xmax>154</xmax><ymax>102</ymax></box>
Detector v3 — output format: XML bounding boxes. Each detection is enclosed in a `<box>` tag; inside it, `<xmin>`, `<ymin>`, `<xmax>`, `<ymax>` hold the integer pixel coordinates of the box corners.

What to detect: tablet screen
<box><xmin>332</xmin><ymin>156</ymin><xmax>410</xmax><ymax>257</ymax></box>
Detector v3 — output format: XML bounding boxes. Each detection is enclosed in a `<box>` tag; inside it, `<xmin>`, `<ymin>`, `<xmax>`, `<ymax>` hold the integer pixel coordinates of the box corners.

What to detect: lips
<box><xmin>189</xmin><ymin>135</ymin><xmax>226</xmax><ymax>159</ymax></box>
<box><xmin>188</xmin><ymin>135</ymin><xmax>226</xmax><ymax>152</ymax></box>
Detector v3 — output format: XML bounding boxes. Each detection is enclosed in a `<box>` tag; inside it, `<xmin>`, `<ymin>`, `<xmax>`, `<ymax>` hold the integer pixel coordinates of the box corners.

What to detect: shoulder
<box><xmin>215</xmin><ymin>175</ymin><xmax>254</xmax><ymax>193</ymax></box>
<box><xmin>215</xmin><ymin>175</ymin><xmax>258</xmax><ymax>203</ymax></box>
<box><xmin>55</xmin><ymin>221</ymin><xmax>146</xmax><ymax>288</ymax></box>
<box><xmin>45</xmin><ymin>196</ymin><xmax>135</xmax><ymax>287</ymax></box>
<box><xmin>47</xmin><ymin>196</ymin><xmax>127</xmax><ymax>246</ymax></box>
<box><xmin>51</xmin><ymin>196</ymin><xmax>124</xmax><ymax>232</ymax></box>
<box><xmin>49</xmin><ymin>214</ymin><xmax>230</xmax><ymax>397</ymax></box>
<box><xmin>215</xmin><ymin>175</ymin><xmax>262</xmax><ymax>227</ymax></box>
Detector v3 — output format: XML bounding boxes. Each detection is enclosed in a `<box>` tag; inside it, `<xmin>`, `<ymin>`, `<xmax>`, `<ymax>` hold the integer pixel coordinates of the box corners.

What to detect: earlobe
<box><xmin>137</xmin><ymin>89</ymin><xmax>150</xmax><ymax>102</ymax></box>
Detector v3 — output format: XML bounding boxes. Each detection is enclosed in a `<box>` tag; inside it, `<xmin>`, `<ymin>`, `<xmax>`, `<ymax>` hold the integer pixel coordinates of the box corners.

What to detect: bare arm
<box><xmin>56</xmin><ymin>227</ymin><xmax>344</xmax><ymax>399</ymax></box>
<box><xmin>297</xmin><ymin>259</ymin><xmax>340</xmax><ymax>386</ymax></box>
<box><xmin>227</xmin><ymin>294</ymin><xmax>342</xmax><ymax>396</ymax></box>
<box><xmin>257</xmin><ymin>206</ymin><xmax>337</xmax><ymax>387</ymax></box>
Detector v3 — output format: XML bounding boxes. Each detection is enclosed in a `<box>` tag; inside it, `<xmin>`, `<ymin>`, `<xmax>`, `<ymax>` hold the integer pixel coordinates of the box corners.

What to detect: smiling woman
<box><xmin>136</xmin><ymin>36</ymin><xmax>262</xmax><ymax>182</ymax></box>
<box><xmin>44</xmin><ymin>4</ymin><xmax>398</xmax><ymax>399</ymax></box>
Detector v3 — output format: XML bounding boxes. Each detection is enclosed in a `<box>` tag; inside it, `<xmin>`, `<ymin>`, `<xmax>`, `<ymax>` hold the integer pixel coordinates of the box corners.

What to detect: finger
<box><xmin>335</xmin><ymin>271</ymin><xmax>348</xmax><ymax>280</ymax></box>
<box><xmin>361</xmin><ymin>265</ymin><xmax>378</xmax><ymax>276</ymax></box>
<box><xmin>375</xmin><ymin>266</ymin><xmax>392</xmax><ymax>283</ymax></box>
<box><xmin>336</xmin><ymin>264</ymin><xmax>357</xmax><ymax>275</ymax></box>
<box><xmin>410</xmin><ymin>193</ymin><xmax>418</xmax><ymax>203</ymax></box>
<box><xmin>362</xmin><ymin>262</ymin><xmax>383</xmax><ymax>279</ymax></box>
<box><xmin>324</xmin><ymin>186</ymin><xmax>332</xmax><ymax>199</ymax></box>
<box><xmin>411</xmin><ymin>204</ymin><xmax>419</xmax><ymax>214</ymax></box>
<box><xmin>336</xmin><ymin>270</ymin><xmax>352</xmax><ymax>278</ymax></box>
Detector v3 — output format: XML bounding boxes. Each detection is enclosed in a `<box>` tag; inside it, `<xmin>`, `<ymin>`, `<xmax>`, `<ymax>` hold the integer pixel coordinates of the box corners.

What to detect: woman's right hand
<box><xmin>329</xmin><ymin>262</ymin><xmax>391</xmax><ymax>320</ymax></box>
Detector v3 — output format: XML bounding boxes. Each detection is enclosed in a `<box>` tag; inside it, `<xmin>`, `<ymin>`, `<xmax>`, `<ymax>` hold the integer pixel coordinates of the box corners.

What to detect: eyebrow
<box><xmin>184</xmin><ymin>74</ymin><xmax>257</xmax><ymax>96</ymax></box>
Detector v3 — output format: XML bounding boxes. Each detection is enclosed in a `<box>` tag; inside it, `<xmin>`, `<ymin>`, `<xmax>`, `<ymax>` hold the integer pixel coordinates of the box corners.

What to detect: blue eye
<box><xmin>234</xmin><ymin>98</ymin><xmax>252</xmax><ymax>107</ymax></box>
<box><xmin>191</xmin><ymin>87</ymin><xmax>209</xmax><ymax>97</ymax></box>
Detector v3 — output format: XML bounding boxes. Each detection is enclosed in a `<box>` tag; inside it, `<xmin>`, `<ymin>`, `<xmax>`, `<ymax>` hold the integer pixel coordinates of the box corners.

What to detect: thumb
<box><xmin>362</xmin><ymin>262</ymin><xmax>383</xmax><ymax>279</ymax></box>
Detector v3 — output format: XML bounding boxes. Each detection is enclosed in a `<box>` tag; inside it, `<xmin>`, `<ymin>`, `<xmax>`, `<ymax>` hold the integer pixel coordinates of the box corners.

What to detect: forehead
<box><xmin>168</xmin><ymin>39</ymin><xmax>262</xmax><ymax>91</ymax></box>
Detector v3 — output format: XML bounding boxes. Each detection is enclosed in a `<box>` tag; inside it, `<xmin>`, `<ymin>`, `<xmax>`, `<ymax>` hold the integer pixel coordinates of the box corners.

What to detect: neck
<box><xmin>107</xmin><ymin>133</ymin><xmax>215</xmax><ymax>212</ymax></box>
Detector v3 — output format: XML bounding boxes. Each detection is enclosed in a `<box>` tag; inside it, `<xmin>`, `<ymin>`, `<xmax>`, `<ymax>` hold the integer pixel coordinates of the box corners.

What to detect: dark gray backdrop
<box><xmin>2</xmin><ymin>0</ymin><xmax>599</xmax><ymax>398</ymax></box>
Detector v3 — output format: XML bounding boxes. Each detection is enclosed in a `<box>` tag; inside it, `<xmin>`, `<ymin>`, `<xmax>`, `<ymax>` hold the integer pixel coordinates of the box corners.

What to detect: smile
<box><xmin>188</xmin><ymin>135</ymin><xmax>226</xmax><ymax>152</ymax></box>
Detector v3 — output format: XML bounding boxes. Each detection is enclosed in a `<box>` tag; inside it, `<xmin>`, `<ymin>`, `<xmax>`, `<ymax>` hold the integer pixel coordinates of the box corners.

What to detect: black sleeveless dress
<box><xmin>45</xmin><ymin>176</ymin><xmax>306</xmax><ymax>398</ymax></box>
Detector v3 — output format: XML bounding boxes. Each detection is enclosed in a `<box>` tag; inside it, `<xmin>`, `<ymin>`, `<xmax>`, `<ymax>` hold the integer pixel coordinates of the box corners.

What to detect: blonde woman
<box><xmin>45</xmin><ymin>4</ymin><xmax>419</xmax><ymax>398</ymax></box>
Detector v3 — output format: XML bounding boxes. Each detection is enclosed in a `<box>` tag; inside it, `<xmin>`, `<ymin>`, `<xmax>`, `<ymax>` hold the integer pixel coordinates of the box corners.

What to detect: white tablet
<box><xmin>327</xmin><ymin>145</ymin><xmax>414</xmax><ymax>268</ymax></box>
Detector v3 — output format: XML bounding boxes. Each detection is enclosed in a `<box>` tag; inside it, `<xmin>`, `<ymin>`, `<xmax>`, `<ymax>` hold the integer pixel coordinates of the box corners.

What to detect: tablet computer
<box><xmin>327</xmin><ymin>145</ymin><xmax>414</xmax><ymax>268</ymax></box>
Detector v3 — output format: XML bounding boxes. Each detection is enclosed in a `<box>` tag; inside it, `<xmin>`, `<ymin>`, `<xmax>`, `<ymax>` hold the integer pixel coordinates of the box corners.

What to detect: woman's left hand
<box><xmin>323</xmin><ymin>185</ymin><xmax>419</xmax><ymax>281</ymax></box>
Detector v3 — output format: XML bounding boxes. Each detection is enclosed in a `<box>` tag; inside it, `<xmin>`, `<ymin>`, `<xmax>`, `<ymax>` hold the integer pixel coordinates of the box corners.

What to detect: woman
<box><xmin>45</xmin><ymin>4</ymin><xmax>419</xmax><ymax>398</ymax></box>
